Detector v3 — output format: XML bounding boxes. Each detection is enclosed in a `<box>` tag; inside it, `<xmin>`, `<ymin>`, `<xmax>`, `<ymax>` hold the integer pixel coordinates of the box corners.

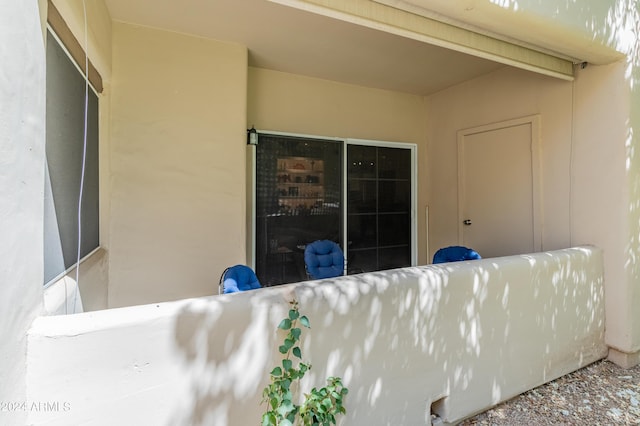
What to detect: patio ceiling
<box><xmin>103</xmin><ymin>0</ymin><xmax>507</xmax><ymax>96</ymax></box>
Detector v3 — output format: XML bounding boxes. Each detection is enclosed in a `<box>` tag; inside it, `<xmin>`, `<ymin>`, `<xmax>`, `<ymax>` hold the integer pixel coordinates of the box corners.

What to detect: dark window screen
<box><xmin>255</xmin><ymin>135</ymin><xmax>343</xmax><ymax>285</ymax></box>
<box><xmin>347</xmin><ymin>145</ymin><xmax>411</xmax><ymax>272</ymax></box>
<box><xmin>44</xmin><ymin>30</ymin><xmax>99</xmax><ymax>284</ymax></box>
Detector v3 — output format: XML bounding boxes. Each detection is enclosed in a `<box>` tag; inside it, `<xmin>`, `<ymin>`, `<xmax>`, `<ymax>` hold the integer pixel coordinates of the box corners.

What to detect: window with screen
<box><xmin>43</xmin><ymin>28</ymin><xmax>100</xmax><ymax>285</ymax></box>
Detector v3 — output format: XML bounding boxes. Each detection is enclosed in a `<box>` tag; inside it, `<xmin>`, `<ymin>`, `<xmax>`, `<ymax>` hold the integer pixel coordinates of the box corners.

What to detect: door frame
<box><xmin>456</xmin><ymin>115</ymin><xmax>542</xmax><ymax>253</ymax></box>
<box><xmin>346</xmin><ymin>138</ymin><xmax>418</xmax><ymax>267</ymax></box>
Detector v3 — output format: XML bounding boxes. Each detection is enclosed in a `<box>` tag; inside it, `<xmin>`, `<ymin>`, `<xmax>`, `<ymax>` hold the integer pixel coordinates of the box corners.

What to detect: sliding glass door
<box><xmin>253</xmin><ymin>134</ymin><xmax>415</xmax><ymax>285</ymax></box>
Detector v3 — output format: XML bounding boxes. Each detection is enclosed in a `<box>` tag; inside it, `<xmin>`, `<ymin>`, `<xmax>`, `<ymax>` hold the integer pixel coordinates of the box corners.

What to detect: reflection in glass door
<box><xmin>253</xmin><ymin>134</ymin><xmax>414</xmax><ymax>285</ymax></box>
<box><xmin>255</xmin><ymin>134</ymin><xmax>343</xmax><ymax>286</ymax></box>
<box><xmin>347</xmin><ymin>144</ymin><xmax>412</xmax><ymax>272</ymax></box>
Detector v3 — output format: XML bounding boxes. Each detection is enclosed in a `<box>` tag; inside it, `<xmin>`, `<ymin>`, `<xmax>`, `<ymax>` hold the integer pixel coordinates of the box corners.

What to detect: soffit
<box><xmin>374</xmin><ymin>0</ymin><xmax>624</xmax><ymax>65</ymax></box>
<box><xmin>104</xmin><ymin>0</ymin><xmax>570</xmax><ymax>97</ymax></box>
<box><xmin>273</xmin><ymin>0</ymin><xmax>575</xmax><ymax>80</ymax></box>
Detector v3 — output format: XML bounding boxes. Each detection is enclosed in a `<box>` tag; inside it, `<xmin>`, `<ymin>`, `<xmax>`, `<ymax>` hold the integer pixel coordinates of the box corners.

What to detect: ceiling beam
<box><xmin>269</xmin><ymin>0</ymin><xmax>575</xmax><ymax>80</ymax></box>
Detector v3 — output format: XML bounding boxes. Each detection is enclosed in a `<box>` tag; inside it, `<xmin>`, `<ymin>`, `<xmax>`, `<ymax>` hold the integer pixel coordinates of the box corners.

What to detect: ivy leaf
<box><xmin>282</xmin><ymin>358</ymin><xmax>292</xmax><ymax>371</ymax></box>
<box><xmin>299</xmin><ymin>315</ymin><xmax>310</xmax><ymax>328</ymax></box>
<box><xmin>278</xmin><ymin>318</ymin><xmax>292</xmax><ymax>330</ymax></box>
<box><xmin>284</xmin><ymin>338</ymin><xmax>295</xmax><ymax>350</ymax></box>
<box><xmin>281</xmin><ymin>379</ymin><xmax>291</xmax><ymax>390</ymax></box>
<box><xmin>276</xmin><ymin>400</ymin><xmax>294</xmax><ymax>417</ymax></box>
<box><xmin>271</xmin><ymin>366</ymin><xmax>282</xmax><ymax>377</ymax></box>
<box><xmin>322</xmin><ymin>398</ymin><xmax>332</xmax><ymax>409</ymax></box>
<box><xmin>262</xmin><ymin>413</ymin><xmax>275</xmax><ymax>426</ymax></box>
<box><xmin>291</xmin><ymin>327</ymin><xmax>301</xmax><ymax>340</ymax></box>
<box><xmin>262</xmin><ymin>299</ymin><xmax>347</xmax><ymax>426</ymax></box>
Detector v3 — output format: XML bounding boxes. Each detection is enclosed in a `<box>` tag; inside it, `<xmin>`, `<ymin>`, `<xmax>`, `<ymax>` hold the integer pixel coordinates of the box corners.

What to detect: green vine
<box><xmin>261</xmin><ymin>300</ymin><xmax>348</xmax><ymax>426</ymax></box>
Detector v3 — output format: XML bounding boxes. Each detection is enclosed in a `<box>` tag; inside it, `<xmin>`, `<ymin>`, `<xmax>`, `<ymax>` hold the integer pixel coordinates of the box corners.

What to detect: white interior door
<box><xmin>458</xmin><ymin>116</ymin><xmax>541</xmax><ymax>258</ymax></box>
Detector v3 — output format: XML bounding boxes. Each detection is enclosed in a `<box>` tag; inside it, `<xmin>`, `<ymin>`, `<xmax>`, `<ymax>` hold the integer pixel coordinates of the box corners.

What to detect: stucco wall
<box><xmin>425</xmin><ymin>61</ymin><xmax>636</xmax><ymax>361</ymax></box>
<box><xmin>248</xmin><ymin>67</ymin><xmax>429</xmax><ymax>264</ymax></box>
<box><xmin>0</xmin><ymin>2</ymin><xmax>46</xmax><ymax>424</ymax></box>
<box><xmin>570</xmin><ymin>61</ymin><xmax>632</xmax><ymax>358</ymax></box>
<box><xmin>108</xmin><ymin>23</ymin><xmax>248</xmax><ymax>307</ymax></box>
<box><xmin>395</xmin><ymin>0</ymin><xmax>623</xmax><ymax>65</ymax></box>
<box><xmin>426</xmin><ymin>66</ymin><xmax>573</xmax><ymax>258</ymax></box>
<box><xmin>26</xmin><ymin>246</ymin><xmax>606</xmax><ymax>425</ymax></box>
<box><xmin>424</xmin><ymin>0</ymin><xmax>640</xmax><ymax>362</ymax></box>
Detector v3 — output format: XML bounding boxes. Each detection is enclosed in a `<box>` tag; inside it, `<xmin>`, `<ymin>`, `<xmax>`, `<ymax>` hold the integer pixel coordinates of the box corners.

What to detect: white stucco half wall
<box><xmin>27</xmin><ymin>246</ymin><xmax>605</xmax><ymax>425</ymax></box>
<box><xmin>0</xmin><ymin>2</ymin><xmax>46</xmax><ymax>425</ymax></box>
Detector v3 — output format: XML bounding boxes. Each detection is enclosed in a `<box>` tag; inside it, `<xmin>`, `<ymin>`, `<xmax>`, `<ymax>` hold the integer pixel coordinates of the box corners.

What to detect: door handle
<box><xmin>463</xmin><ymin>219</ymin><xmax>472</xmax><ymax>226</ymax></box>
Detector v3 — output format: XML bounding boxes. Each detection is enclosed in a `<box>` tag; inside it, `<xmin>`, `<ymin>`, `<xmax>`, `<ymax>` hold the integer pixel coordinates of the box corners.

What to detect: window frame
<box><xmin>43</xmin><ymin>24</ymin><xmax>101</xmax><ymax>287</ymax></box>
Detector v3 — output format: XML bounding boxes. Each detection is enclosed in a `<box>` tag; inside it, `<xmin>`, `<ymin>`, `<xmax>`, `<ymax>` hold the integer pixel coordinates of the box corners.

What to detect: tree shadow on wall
<box><xmin>170</xmin><ymin>248</ymin><xmax>605</xmax><ymax>425</ymax></box>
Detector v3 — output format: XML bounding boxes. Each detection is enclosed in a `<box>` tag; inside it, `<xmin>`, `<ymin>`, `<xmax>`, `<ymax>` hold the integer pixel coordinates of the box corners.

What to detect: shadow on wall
<box><xmin>170</xmin><ymin>247</ymin><xmax>605</xmax><ymax>425</ymax></box>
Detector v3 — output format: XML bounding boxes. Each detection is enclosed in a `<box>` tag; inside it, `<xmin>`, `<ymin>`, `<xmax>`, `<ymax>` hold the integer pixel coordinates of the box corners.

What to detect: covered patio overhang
<box><xmin>27</xmin><ymin>1</ymin><xmax>639</xmax><ymax>424</ymax></box>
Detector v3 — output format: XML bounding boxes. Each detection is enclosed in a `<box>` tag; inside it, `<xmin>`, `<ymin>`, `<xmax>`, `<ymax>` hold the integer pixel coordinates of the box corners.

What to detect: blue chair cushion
<box><xmin>304</xmin><ymin>240</ymin><xmax>344</xmax><ymax>279</ymax></box>
<box><xmin>433</xmin><ymin>246</ymin><xmax>481</xmax><ymax>264</ymax></box>
<box><xmin>222</xmin><ymin>265</ymin><xmax>261</xmax><ymax>293</ymax></box>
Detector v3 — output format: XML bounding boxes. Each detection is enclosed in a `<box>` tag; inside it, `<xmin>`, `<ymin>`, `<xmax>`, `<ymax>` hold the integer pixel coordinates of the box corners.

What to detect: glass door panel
<box><xmin>347</xmin><ymin>145</ymin><xmax>412</xmax><ymax>273</ymax></box>
<box><xmin>256</xmin><ymin>135</ymin><xmax>343</xmax><ymax>285</ymax></box>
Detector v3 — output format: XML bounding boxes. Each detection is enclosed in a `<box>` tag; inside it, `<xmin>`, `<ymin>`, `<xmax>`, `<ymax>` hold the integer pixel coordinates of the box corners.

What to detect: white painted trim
<box><xmin>43</xmin><ymin>246</ymin><xmax>101</xmax><ymax>289</ymax></box>
<box><xmin>247</xmin><ymin>144</ymin><xmax>257</xmax><ymax>269</ymax></box>
<box><xmin>457</xmin><ymin>132</ymin><xmax>465</xmax><ymax>245</ymax></box>
<box><xmin>425</xmin><ymin>205</ymin><xmax>430</xmax><ymax>264</ymax></box>
<box><xmin>346</xmin><ymin>138</ymin><xmax>416</xmax><ymax>150</ymax></box>
<box><xmin>342</xmin><ymin>143</ymin><xmax>348</xmax><ymax>273</ymax></box>
<box><xmin>456</xmin><ymin>115</ymin><xmax>543</xmax><ymax>252</ymax></box>
<box><xmin>255</xmin><ymin>129</ymin><xmax>343</xmax><ymax>143</ymax></box>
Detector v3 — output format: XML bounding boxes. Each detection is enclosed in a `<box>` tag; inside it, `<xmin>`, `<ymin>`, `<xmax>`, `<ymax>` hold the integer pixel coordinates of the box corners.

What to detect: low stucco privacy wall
<box><xmin>26</xmin><ymin>246</ymin><xmax>606</xmax><ymax>425</ymax></box>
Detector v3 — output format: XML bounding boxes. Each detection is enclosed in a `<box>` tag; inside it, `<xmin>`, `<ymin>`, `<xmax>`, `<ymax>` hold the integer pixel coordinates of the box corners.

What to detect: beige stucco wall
<box><xmin>397</xmin><ymin>0</ymin><xmax>623</xmax><ymax>66</ymax></box>
<box><xmin>27</xmin><ymin>247</ymin><xmax>606</xmax><ymax>425</ymax></box>
<box><xmin>248</xmin><ymin>67</ymin><xmax>429</xmax><ymax>264</ymax></box>
<box><xmin>570</xmin><ymin>61</ymin><xmax>632</xmax><ymax>358</ymax></box>
<box><xmin>0</xmin><ymin>2</ymin><xmax>46</xmax><ymax>424</ymax></box>
<box><xmin>420</xmin><ymin>0</ymin><xmax>640</xmax><ymax>364</ymax></box>
<box><xmin>426</xmin><ymin>65</ymin><xmax>573</xmax><ymax>258</ymax></box>
<box><xmin>108</xmin><ymin>23</ymin><xmax>248</xmax><ymax>308</ymax></box>
<box><xmin>425</xmin><ymin>61</ymin><xmax>637</xmax><ymax>362</ymax></box>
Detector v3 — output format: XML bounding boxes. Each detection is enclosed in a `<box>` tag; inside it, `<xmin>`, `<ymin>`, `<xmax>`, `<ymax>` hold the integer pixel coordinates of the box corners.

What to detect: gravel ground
<box><xmin>458</xmin><ymin>359</ymin><xmax>640</xmax><ymax>425</ymax></box>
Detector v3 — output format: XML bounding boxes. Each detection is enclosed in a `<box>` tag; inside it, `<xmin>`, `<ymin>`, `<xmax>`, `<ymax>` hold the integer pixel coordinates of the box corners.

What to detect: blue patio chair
<box><xmin>219</xmin><ymin>265</ymin><xmax>262</xmax><ymax>294</ymax></box>
<box><xmin>304</xmin><ymin>240</ymin><xmax>345</xmax><ymax>280</ymax></box>
<box><xmin>432</xmin><ymin>246</ymin><xmax>481</xmax><ymax>264</ymax></box>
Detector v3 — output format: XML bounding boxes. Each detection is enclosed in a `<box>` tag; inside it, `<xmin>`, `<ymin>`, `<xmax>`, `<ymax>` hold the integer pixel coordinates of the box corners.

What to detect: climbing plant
<box><xmin>261</xmin><ymin>300</ymin><xmax>348</xmax><ymax>426</ymax></box>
